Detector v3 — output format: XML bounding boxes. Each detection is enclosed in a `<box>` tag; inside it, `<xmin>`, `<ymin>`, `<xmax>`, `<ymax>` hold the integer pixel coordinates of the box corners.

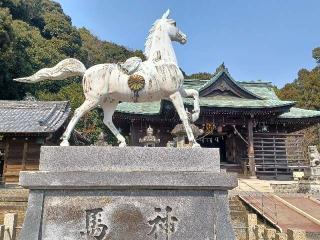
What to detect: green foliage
<box><xmin>37</xmin><ymin>83</ymin><xmax>117</xmax><ymax>144</ymax></box>
<box><xmin>278</xmin><ymin>67</ymin><xmax>320</xmax><ymax>109</ymax></box>
<box><xmin>277</xmin><ymin>48</ymin><xmax>320</xmax><ymax>148</ymax></box>
<box><xmin>185</xmin><ymin>72</ymin><xmax>213</xmax><ymax>80</ymax></box>
<box><xmin>78</xmin><ymin>28</ymin><xmax>145</xmax><ymax>67</ymax></box>
<box><xmin>0</xmin><ymin>7</ymin><xmax>13</xmax><ymax>48</ymax></box>
<box><xmin>0</xmin><ymin>0</ymin><xmax>144</xmax><ymax>143</ymax></box>
<box><xmin>313</xmin><ymin>47</ymin><xmax>320</xmax><ymax>64</ymax></box>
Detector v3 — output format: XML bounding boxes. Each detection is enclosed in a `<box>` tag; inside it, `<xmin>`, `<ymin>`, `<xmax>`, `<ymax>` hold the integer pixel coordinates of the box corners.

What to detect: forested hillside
<box><xmin>0</xmin><ymin>0</ymin><xmax>145</xmax><ymax>142</ymax></box>
<box><xmin>0</xmin><ymin>0</ymin><xmax>145</xmax><ymax>99</ymax></box>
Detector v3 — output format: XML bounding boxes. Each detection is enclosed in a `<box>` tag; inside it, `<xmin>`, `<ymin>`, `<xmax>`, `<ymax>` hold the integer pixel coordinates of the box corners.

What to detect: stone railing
<box><xmin>245</xmin><ymin>213</ymin><xmax>306</xmax><ymax>240</ymax></box>
<box><xmin>0</xmin><ymin>213</ymin><xmax>18</xmax><ymax>240</ymax></box>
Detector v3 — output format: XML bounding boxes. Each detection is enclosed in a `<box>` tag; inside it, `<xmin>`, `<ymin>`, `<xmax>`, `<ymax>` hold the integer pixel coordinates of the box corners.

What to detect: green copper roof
<box><xmin>278</xmin><ymin>107</ymin><xmax>320</xmax><ymax>119</ymax></box>
<box><xmin>116</xmin><ymin>79</ymin><xmax>293</xmax><ymax>115</ymax></box>
<box><xmin>183</xmin><ymin>79</ymin><xmax>207</xmax><ymax>91</ymax></box>
<box><xmin>117</xmin><ymin>101</ymin><xmax>161</xmax><ymax>115</ymax></box>
<box><xmin>238</xmin><ymin>82</ymin><xmax>279</xmax><ymax>100</ymax></box>
<box><xmin>115</xmin><ymin>66</ymin><xmax>319</xmax><ymax>121</ymax></box>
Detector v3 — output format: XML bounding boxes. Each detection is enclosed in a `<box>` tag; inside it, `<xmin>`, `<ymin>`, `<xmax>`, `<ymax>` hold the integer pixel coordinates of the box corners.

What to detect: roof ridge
<box><xmin>198</xmin><ymin>67</ymin><xmax>264</xmax><ymax>100</ymax></box>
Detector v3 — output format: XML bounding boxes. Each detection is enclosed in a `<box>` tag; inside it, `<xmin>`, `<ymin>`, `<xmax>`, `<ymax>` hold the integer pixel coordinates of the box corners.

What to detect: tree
<box><xmin>0</xmin><ymin>0</ymin><xmax>146</xmax><ymax>142</ymax></box>
<box><xmin>185</xmin><ymin>72</ymin><xmax>213</xmax><ymax>80</ymax></box>
<box><xmin>313</xmin><ymin>47</ymin><xmax>320</xmax><ymax>64</ymax></box>
<box><xmin>278</xmin><ymin>67</ymin><xmax>320</xmax><ymax>109</ymax></box>
<box><xmin>277</xmin><ymin>47</ymin><xmax>320</xmax><ymax>149</ymax></box>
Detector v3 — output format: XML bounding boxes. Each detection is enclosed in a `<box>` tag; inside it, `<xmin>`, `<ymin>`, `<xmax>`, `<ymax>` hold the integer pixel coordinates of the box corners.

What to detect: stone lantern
<box><xmin>139</xmin><ymin>126</ymin><xmax>160</xmax><ymax>147</ymax></box>
<box><xmin>94</xmin><ymin>132</ymin><xmax>109</xmax><ymax>146</ymax></box>
<box><xmin>171</xmin><ymin>123</ymin><xmax>203</xmax><ymax>148</ymax></box>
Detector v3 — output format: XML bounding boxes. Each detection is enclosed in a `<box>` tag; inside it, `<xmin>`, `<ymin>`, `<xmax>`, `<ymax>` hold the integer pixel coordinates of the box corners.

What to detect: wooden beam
<box><xmin>248</xmin><ymin>118</ymin><xmax>256</xmax><ymax>177</ymax></box>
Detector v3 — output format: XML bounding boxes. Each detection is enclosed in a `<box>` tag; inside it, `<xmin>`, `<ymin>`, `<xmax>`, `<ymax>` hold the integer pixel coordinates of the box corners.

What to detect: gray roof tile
<box><xmin>0</xmin><ymin>101</ymin><xmax>71</xmax><ymax>133</ymax></box>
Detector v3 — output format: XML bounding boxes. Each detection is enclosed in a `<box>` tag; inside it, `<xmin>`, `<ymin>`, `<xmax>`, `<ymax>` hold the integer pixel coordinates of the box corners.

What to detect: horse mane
<box><xmin>144</xmin><ymin>19</ymin><xmax>161</xmax><ymax>58</ymax></box>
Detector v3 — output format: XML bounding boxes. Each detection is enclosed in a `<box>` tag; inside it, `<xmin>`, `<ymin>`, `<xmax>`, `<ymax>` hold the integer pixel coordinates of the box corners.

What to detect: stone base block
<box><xmin>19</xmin><ymin>147</ymin><xmax>237</xmax><ymax>240</ymax></box>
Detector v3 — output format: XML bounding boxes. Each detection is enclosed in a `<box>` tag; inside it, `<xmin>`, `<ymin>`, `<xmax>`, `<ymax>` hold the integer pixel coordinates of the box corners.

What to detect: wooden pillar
<box><xmin>129</xmin><ymin>120</ymin><xmax>134</xmax><ymax>146</ymax></box>
<box><xmin>248</xmin><ymin>117</ymin><xmax>256</xmax><ymax>177</ymax></box>
<box><xmin>3</xmin><ymin>138</ymin><xmax>9</xmax><ymax>184</ymax></box>
<box><xmin>22</xmin><ymin>141</ymin><xmax>28</xmax><ymax>171</ymax></box>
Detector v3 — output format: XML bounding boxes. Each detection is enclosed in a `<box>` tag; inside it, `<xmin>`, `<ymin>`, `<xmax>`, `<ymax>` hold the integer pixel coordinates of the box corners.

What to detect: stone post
<box><xmin>246</xmin><ymin>213</ymin><xmax>257</xmax><ymax>240</ymax></box>
<box><xmin>4</xmin><ymin>213</ymin><xmax>17</xmax><ymax>240</ymax></box>
<box><xmin>287</xmin><ymin>229</ymin><xmax>306</xmax><ymax>240</ymax></box>
<box><xmin>263</xmin><ymin>228</ymin><xmax>276</xmax><ymax>240</ymax></box>
<box><xmin>0</xmin><ymin>225</ymin><xmax>4</xmax><ymax>240</ymax></box>
<box><xmin>275</xmin><ymin>233</ymin><xmax>287</xmax><ymax>240</ymax></box>
<box><xmin>254</xmin><ymin>225</ymin><xmax>265</xmax><ymax>240</ymax></box>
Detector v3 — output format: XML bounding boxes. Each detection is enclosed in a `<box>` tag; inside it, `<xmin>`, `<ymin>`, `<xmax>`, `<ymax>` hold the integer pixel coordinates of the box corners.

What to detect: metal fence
<box><xmin>238</xmin><ymin>179</ymin><xmax>279</xmax><ymax>229</ymax></box>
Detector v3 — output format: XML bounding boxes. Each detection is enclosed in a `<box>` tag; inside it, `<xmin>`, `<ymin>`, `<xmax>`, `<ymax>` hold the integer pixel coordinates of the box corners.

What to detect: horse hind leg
<box><xmin>60</xmin><ymin>99</ymin><xmax>99</xmax><ymax>146</ymax></box>
<box><xmin>101</xmin><ymin>101</ymin><xmax>127</xmax><ymax>147</ymax></box>
<box><xmin>169</xmin><ymin>91</ymin><xmax>200</xmax><ymax>148</ymax></box>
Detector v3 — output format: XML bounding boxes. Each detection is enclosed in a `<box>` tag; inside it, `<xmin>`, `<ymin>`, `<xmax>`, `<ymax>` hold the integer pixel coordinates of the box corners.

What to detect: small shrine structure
<box><xmin>139</xmin><ymin>126</ymin><xmax>160</xmax><ymax>147</ymax></box>
<box><xmin>0</xmin><ymin>100</ymin><xmax>71</xmax><ymax>183</ymax></box>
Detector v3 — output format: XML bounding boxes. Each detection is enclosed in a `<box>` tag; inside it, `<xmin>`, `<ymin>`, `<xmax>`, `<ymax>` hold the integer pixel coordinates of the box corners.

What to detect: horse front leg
<box><xmin>61</xmin><ymin>99</ymin><xmax>99</xmax><ymax>146</ymax></box>
<box><xmin>179</xmin><ymin>88</ymin><xmax>200</xmax><ymax>122</ymax></box>
<box><xmin>170</xmin><ymin>91</ymin><xmax>201</xmax><ymax>148</ymax></box>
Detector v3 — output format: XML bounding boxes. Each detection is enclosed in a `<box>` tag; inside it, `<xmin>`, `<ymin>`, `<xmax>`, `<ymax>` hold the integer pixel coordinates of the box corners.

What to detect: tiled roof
<box><xmin>116</xmin><ymin>79</ymin><xmax>294</xmax><ymax>115</ymax></box>
<box><xmin>199</xmin><ymin>70</ymin><xmax>263</xmax><ymax>99</ymax></box>
<box><xmin>114</xmin><ymin>66</ymin><xmax>320</xmax><ymax>121</ymax></box>
<box><xmin>0</xmin><ymin>101</ymin><xmax>71</xmax><ymax>133</ymax></box>
<box><xmin>238</xmin><ymin>82</ymin><xmax>279</xmax><ymax>100</ymax></box>
<box><xmin>117</xmin><ymin>101</ymin><xmax>161</xmax><ymax>115</ymax></box>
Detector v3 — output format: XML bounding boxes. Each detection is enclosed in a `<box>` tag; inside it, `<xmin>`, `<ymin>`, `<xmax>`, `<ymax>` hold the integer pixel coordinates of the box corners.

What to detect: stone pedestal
<box><xmin>19</xmin><ymin>147</ymin><xmax>237</xmax><ymax>240</ymax></box>
<box><xmin>304</xmin><ymin>166</ymin><xmax>320</xmax><ymax>178</ymax></box>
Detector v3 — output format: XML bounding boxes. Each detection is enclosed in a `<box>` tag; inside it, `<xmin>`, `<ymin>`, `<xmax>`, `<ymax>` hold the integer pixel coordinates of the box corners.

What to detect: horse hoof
<box><xmin>192</xmin><ymin>143</ymin><xmax>201</xmax><ymax>148</ymax></box>
<box><xmin>60</xmin><ymin>140</ymin><xmax>70</xmax><ymax>146</ymax></box>
<box><xmin>119</xmin><ymin>142</ymin><xmax>127</xmax><ymax>147</ymax></box>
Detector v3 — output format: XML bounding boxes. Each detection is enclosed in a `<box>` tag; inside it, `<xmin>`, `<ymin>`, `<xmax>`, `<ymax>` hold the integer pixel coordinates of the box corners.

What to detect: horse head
<box><xmin>159</xmin><ymin>9</ymin><xmax>187</xmax><ymax>45</ymax></box>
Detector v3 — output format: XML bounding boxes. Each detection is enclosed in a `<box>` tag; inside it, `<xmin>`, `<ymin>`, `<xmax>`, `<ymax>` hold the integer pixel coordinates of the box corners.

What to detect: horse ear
<box><xmin>161</xmin><ymin>9</ymin><xmax>170</xmax><ymax>19</ymax></box>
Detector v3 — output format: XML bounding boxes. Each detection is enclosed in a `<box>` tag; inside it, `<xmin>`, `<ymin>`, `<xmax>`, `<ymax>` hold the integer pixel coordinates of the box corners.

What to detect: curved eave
<box><xmin>272</xmin><ymin>117</ymin><xmax>320</xmax><ymax>125</ymax></box>
<box><xmin>198</xmin><ymin>105</ymin><xmax>294</xmax><ymax>115</ymax></box>
<box><xmin>114</xmin><ymin>101</ymin><xmax>295</xmax><ymax>119</ymax></box>
<box><xmin>272</xmin><ymin>107</ymin><xmax>320</xmax><ymax>125</ymax></box>
<box><xmin>184</xmin><ymin>99</ymin><xmax>295</xmax><ymax>114</ymax></box>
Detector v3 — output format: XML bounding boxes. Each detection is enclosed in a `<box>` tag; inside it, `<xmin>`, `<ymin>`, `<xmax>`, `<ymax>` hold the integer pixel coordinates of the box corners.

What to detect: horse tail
<box><xmin>13</xmin><ymin>58</ymin><xmax>86</xmax><ymax>83</ymax></box>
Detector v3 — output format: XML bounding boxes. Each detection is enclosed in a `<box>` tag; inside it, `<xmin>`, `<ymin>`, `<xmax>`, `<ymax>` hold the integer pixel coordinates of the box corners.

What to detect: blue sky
<box><xmin>56</xmin><ymin>0</ymin><xmax>320</xmax><ymax>87</ymax></box>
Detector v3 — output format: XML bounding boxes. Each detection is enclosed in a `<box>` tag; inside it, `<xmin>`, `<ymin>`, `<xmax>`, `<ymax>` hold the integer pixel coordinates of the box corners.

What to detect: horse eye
<box><xmin>172</xmin><ymin>21</ymin><xmax>176</xmax><ymax>26</ymax></box>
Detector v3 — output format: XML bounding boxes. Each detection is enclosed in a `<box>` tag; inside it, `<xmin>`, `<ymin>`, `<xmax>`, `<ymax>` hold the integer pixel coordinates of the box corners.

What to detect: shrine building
<box><xmin>0</xmin><ymin>101</ymin><xmax>71</xmax><ymax>183</ymax></box>
<box><xmin>113</xmin><ymin>64</ymin><xmax>320</xmax><ymax>179</ymax></box>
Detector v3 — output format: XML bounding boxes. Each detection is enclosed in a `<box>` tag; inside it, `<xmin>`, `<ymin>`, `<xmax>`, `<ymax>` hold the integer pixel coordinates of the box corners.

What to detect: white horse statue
<box><xmin>14</xmin><ymin>10</ymin><xmax>201</xmax><ymax>148</ymax></box>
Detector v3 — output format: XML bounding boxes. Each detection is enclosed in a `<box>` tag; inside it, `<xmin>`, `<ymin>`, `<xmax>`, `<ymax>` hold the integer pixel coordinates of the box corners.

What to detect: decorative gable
<box><xmin>199</xmin><ymin>64</ymin><xmax>263</xmax><ymax>100</ymax></box>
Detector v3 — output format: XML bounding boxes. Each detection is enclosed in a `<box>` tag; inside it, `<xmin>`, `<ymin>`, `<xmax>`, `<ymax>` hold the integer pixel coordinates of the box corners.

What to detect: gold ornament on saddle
<box><xmin>128</xmin><ymin>74</ymin><xmax>145</xmax><ymax>102</ymax></box>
